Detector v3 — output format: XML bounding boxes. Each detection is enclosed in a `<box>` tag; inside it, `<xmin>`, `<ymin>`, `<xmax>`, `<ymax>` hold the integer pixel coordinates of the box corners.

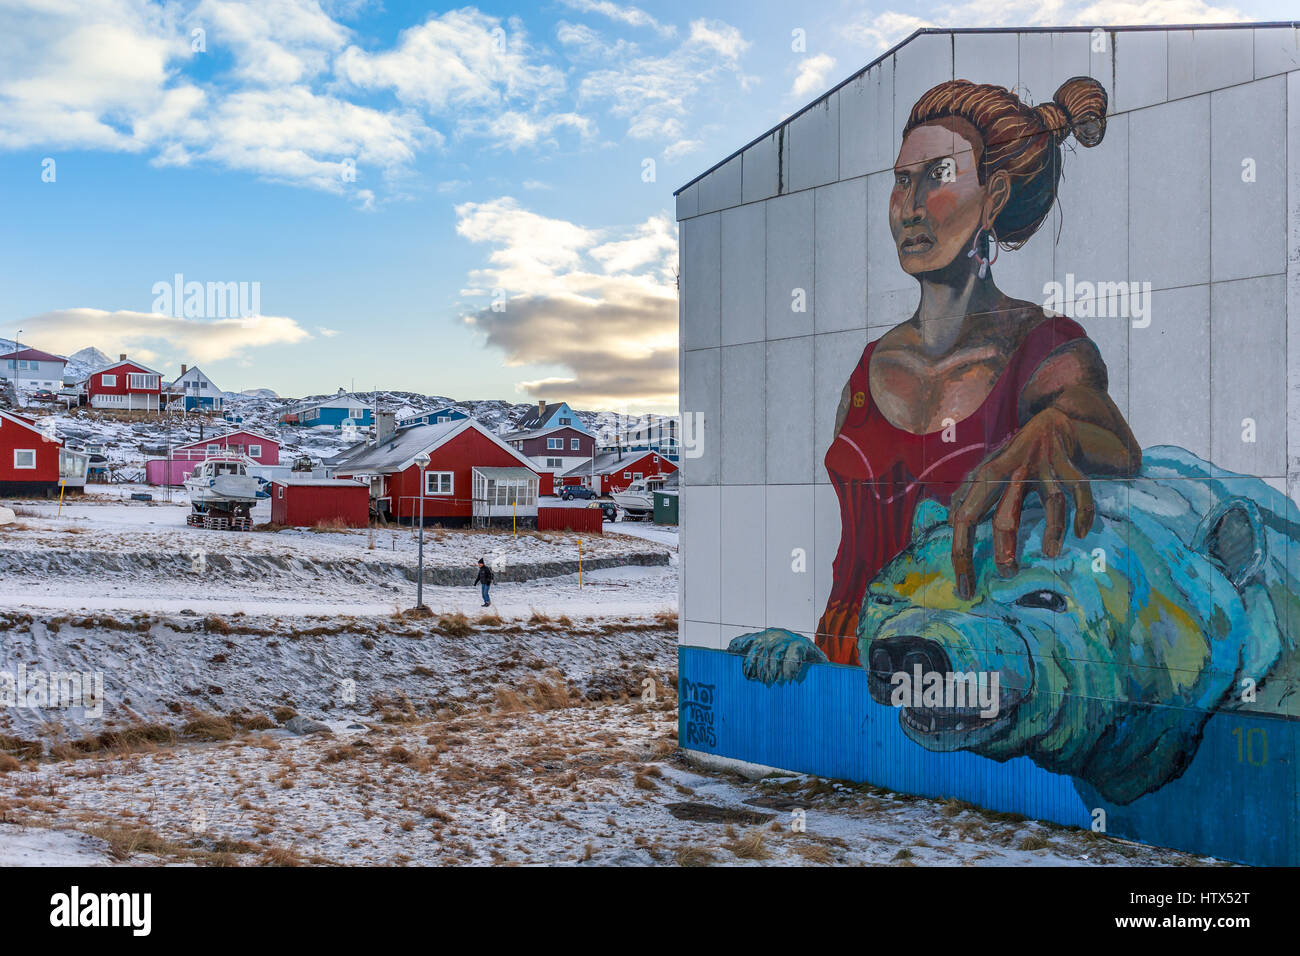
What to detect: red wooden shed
<box><xmin>270</xmin><ymin>478</ymin><xmax>370</xmax><ymax>528</ymax></box>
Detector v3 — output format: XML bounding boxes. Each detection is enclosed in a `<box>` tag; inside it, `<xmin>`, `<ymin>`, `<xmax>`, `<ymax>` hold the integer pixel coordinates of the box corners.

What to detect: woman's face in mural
<box><xmin>890</xmin><ymin>121</ymin><xmax>1006</xmax><ymax>276</ymax></box>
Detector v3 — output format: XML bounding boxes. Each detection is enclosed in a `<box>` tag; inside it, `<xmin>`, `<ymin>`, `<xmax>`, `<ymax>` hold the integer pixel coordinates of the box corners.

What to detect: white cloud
<box><xmin>577</xmin><ymin>17</ymin><xmax>750</xmax><ymax>141</ymax></box>
<box><xmin>557</xmin><ymin>0</ymin><xmax>675</xmax><ymax>38</ymax></box>
<box><xmin>662</xmin><ymin>139</ymin><xmax>702</xmax><ymax>161</ymax></box>
<box><xmin>0</xmin><ymin>2</ymin><xmax>592</xmax><ymax>196</ymax></box>
<box><xmin>317</xmin><ymin>326</ymin><xmax>341</xmax><ymax>337</ymax></box>
<box><xmin>455</xmin><ymin>198</ymin><xmax>677</xmax><ymax>408</ymax></box>
<box><xmin>20</xmin><ymin>308</ymin><xmax>311</xmax><ymax>364</ymax></box>
<box><xmin>846</xmin><ymin>0</ymin><xmax>1244</xmax><ymax>50</ymax></box>
<box><xmin>791</xmin><ymin>53</ymin><xmax>837</xmax><ymax>98</ymax></box>
<box><xmin>336</xmin><ymin>10</ymin><xmax>564</xmax><ymax>113</ymax></box>
<box><xmin>193</xmin><ymin>0</ymin><xmax>351</xmax><ymax>85</ymax></box>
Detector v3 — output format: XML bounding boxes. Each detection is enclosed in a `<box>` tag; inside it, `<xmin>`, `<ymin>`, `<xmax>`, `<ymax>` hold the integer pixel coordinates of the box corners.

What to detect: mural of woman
<box><xmin>732</xmin><ymin>77</ymin><xmax>1142</xmax><ymax>676</ymax></box>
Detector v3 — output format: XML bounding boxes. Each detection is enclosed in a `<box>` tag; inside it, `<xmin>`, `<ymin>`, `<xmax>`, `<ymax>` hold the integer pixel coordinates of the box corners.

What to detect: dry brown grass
<box><xmin>793</xmin><ymin>843</ymin><xmax>836</xmax><ymax>864</ymax></box>
<box><xmin>654</xmin><ymin>609</ymin><xmax>678</xmax><ymax>628</ymax></box>
<box><xmin>85</xmin><ymin>824</ymin><xmax>190</xmax><ymax>863</ymax></box>
<box><xmin>181</xmin><ymin>712</ymin><xmax>236</xmax><ymax>741</ymax></box>
<box><xmin>0</xmin><ymin>754</ymin><xmax>21</xmax><ymax>773</ymax></box>
<box><xmin>674</xmin><ymin>845</ymin><xmax>717</xmax><ymax>867</ymax></box>
<box><xmin>437</xmin><ymin>612</ymin><xmax>473</xmax><ymax>637</ymax></box>
<box><xmin>1017</xmin><ymin>832</ymin><xmax>1053</xmax><ymax>851</ymax></box>
<box><xmin>726</xmin><ymin>828</ymin><xmax>772</xmax><ymax>860</ymax></box>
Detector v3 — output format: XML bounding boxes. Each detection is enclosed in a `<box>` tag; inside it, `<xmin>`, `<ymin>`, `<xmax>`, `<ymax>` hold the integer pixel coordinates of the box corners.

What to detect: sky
<box><xmin>0</xmin><ymin>0</ymin><xmax>1293</xmax><ymax>413</ymax></box>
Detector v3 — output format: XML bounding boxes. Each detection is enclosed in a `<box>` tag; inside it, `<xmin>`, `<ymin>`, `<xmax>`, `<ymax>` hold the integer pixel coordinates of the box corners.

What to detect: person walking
<box><xmin>475</xmin><ymin>557</ymin><xmax>493</xmax><ymax>607</ymax></box>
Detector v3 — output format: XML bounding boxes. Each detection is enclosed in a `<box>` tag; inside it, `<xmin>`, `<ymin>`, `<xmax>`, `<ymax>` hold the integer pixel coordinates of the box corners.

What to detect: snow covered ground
<box><xmin>0</xmin><ymin>478</ymin><xmax>1207</xmax><ymax>868</ymax></box>
<box><xmin>0</xmin><ymin>695</ymin><xmax>1219</xmax><ymax>867</ymax></box>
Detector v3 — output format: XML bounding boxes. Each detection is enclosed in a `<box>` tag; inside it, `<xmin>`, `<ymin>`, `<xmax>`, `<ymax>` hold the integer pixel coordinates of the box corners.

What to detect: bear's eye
<box><xmin>870</xmin><ymin>593</ymin><xmax>899</xmax><ymax>606</ymax></box>
<box><xmin>1014</xmin><ymin>589</ymin><xmax>1067</xmax><ymax>612</ymax></box>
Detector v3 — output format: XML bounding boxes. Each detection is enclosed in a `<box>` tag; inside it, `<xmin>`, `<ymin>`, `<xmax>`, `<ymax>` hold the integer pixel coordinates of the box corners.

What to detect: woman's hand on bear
<box><xmin>949</xmin><ymin>406</ymin><xmax>1095</xmax><ymax>599</ymax></box>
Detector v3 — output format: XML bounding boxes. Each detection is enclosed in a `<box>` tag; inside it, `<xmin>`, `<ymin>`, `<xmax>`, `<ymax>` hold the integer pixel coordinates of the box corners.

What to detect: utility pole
<box><xmin>414</xmin><ymin>451</ymin><xmax>430</xmax><ymax>609</ymax></box>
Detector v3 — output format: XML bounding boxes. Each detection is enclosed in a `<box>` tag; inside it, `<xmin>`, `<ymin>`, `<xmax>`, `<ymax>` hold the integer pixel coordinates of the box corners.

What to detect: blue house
<box><xmin>168</xmin><ymin>365</ymin><xmax>224</xmax><ymax>411</ymax></box>
<box><xmin>289</xmin><ymin>391</ymin><xmax>374</xmax><ymax>430</ymax></box>
<box><xmin>396</xmin><ymin>405</ymin><xmax>468</xmax><ymax>429</ymax></box>
<box><xmin>514</xmin><ymin>400</ymin><xmax>589</xmax><ymax>435</ymax></box>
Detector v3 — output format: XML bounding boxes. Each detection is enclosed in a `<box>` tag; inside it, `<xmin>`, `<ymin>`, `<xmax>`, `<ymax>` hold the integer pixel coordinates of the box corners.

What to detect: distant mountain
<box><xmin>66</xmin><ymin>347</ymin><xmax>114</xmax><ymax>381</ymax></box>
<box><xmin>237</xmin><ymin>388</ymin><xmax>278</xmax><ymax>400</ymax></box>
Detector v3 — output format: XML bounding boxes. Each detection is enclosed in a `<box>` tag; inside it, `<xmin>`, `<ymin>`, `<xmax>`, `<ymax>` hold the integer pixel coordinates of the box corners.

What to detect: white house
<box><xmin>0</xmin><ymin>348</ymin><xmax>66</xmax><ymax>391</ymax></box>
<box><xmin>168</xmin><ymin>364</ymin><xmax>224</xmax><ymax>411</ymax></box>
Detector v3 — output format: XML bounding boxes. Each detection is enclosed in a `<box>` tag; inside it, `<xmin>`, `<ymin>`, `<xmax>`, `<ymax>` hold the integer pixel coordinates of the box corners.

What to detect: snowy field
<box><xmin>0</xmin><ymin>695</ymin><xmax>1220</xmax><ymax>867</ymax></box>
<box><xmin>0</xmin><ymin>487</ymin><xmax>1211</xmax><ymax>867</ymax></box>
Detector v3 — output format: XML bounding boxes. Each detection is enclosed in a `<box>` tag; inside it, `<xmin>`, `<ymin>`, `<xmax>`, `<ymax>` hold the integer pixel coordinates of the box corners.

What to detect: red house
<box><xmin>0</xmin><ymin>410</ymin><xmax>87</xmax><ymax>496</ymax></box>
<box><xmin>335</xmin><ymin>418</ymin><xmax>541</xmax><ymax>525</ymax></box>
<box><xmin>562</xmin><ymin>449</ymin><xmax>677</xmax><ymax>495</ymax></box>
<box><xmin>270</xmin><ymin>478</ymin><xmax>369</xmax><ymax>528</ymax></box>
<box><xmin>145</xmin><ymin>429</ymin><xmax>282</xmax><ymax>485</ymax></box>
<box><xmin>86</xmin><ymin>355</ymin><xmax>163</xmax><ymax>411</ymax></box>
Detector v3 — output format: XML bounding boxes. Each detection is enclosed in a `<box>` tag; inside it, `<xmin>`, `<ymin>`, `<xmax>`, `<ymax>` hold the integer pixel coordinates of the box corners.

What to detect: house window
<box><xmin>207</xmin><ymin>444</ymin><xmax>219</xmax><ymax>454</ymax></box>
<box><xmin>248</xmin><ymin>445</ymin><xmax>262</xmax><ymax>458</ymax></box>
<box><xmin>559</xmin><ymin>417</ymin><xmax>571</xmax><ymax>425</ymax></box>
<box><xmin>570</xmin><ymin>438</ymin><xmax>580</xmax><ymax>450</ymax></box>
<box><xmin>425</xmin><ymin>471</ymin><xmax>453</xmax><ymax>495</ymax></box>
<box><xmin>128</xmin><ymin>373</ymin><xmax>159</xmax><ymax>389</ymax></box>
<box><xmin>547</xmin><ymin>438</ymin><xmax>562</xmax><ymax>450</ymax></box>
<box><xmin>101</xmin><ymin>374</ymin><xmax>116</xmax><ymax>387</ymax></box>
<box><xmin>546</xmin><ymin>458</ymin><xmax>562</xmax><ymax>468</ymax></box>
<box><xmin>14</xmin><ymin>449</ymin><xmax>36</xmax><ymax>469</ymax></box>
<box><xmin>277</xmin><ymin>486</ymin><xmax>284</xmax><ymax>499</ymax></box>
<box><xmin>633</xmin><ymin>472</ymin><xmax>643</xmax><ymax>480</ymax></box>
<box><xmin>436</xmin><ymin>415</ymin><xmax>449</xmax><ymax>423</ymax></box>
<box><xmin>623</xmin><ymin>471</ymin><xmax>631</xmax><ymax>479</ymax></box>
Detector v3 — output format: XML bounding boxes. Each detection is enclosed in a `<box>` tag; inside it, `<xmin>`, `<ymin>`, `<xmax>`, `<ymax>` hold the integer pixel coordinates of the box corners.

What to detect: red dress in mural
<box><xmin>816</xmin><ymin>316</ymin><xmax>1087</xmax><ymax>666</ymax></box>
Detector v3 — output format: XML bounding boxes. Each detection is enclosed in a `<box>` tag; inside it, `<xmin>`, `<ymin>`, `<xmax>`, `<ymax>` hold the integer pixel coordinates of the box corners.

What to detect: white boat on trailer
<box><xmin>611</xmin><ymin>474</ymin><xmax>666</xmax><ymax>519</ymax></box>
<box><xmin>184</xmin><ymin>456</ymin><xmax>269</xmax><ymax>530</ymax></box>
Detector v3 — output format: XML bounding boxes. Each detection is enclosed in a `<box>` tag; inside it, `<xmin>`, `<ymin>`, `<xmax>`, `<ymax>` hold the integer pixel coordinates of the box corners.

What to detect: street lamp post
<box><xmin>13</xmin><ymin>328</ymin><xmax>22</xmax><ymax>402</ymax></box>
<box><xmin>414</xmin><ymin>451</ymin><xmax>430</xmax><ymax>609</ymax></box>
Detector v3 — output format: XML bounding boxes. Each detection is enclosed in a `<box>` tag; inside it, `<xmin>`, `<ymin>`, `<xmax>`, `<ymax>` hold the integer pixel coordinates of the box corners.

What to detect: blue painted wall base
<box><xmin>679</xmin><ymin>646</ymin><xmax>1297</xmax><ymax>866</ymax></box>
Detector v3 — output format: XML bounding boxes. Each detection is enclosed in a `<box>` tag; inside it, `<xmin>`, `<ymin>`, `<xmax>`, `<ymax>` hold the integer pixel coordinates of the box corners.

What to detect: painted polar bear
<box><xmin>729</xmin><ymin>447</ymin><xmax>1299</xmax><ymax>804</ymax></box>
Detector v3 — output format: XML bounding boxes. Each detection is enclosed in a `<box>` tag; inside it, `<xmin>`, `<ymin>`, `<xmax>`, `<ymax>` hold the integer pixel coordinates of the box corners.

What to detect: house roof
<box><xmin>175</xmin><ymin>428</ymin><xmax>279</xmax><ymax>451</ymax></box>
<box><xmin>0</xmin><ymin>348</ymin><xmax>66</xmax><ymax>364</ymax></box>
<box><xmin>514</xmin><ymin>401</ymin><xmax>568</xmax><ymax>430</ymax></box>
<box><xmin>334</xmin><ymin>419</ymin><xmax>538</xmax><ymax>474</ymax></box>
<box><xmin>473</xmin><ymin>466</ymin><xmax>538</xmax><ymax>481</ymax></box>
<box><xmin>396</xmin><ymin>405</ymin><xmax>458</xmax><ymax>423</ymax></box>
<box><xmin>0</xmin><ymin>409</ymin><xmax>59</xmax><ymax>441</ymax></box>
<box><xmin>88</xmin><ymin>358</ymin><xmax>163</xmax><ymax>377</ymax></box>
<box><xmin>499</xmin><ymin>424</ymin><xmax>587</xmax><ymax>442</ymax></box>
<box><xmin>561</xmin><ymin>448</ymin><xmax>666</xmax><ymax>478</ymax></box>
<box><xmin>673</xmin><ymin>22</ymin><xmax>1297</xmax><ymax>197</ymax></box>
<box><xmin>270</xmin><ymin>478</ymin><xmax>366</xmax><ymax>487</ymax></box>
<box><xmin>169</xmin><ymin>365</ymin><xmax>220</xmax><ymax>388</ymax></box>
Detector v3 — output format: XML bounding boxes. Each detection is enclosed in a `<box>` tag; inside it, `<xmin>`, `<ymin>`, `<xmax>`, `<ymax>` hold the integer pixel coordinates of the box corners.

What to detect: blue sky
<box><xmin>1</xmin><ymin>0</ymin><xmax>1293</xmax><ymax>412</ymax></box>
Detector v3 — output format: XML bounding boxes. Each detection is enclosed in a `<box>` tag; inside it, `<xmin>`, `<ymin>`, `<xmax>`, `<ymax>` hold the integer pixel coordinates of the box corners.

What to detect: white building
<box><xmin>0</xmin><ymin>347</ymin><xmax>66</xmax><ymax>391</ymax></box>
<box><xmin>168</xmin><ymin>364</ymin><xmax>225</xmax><ymax>411</ymax></box>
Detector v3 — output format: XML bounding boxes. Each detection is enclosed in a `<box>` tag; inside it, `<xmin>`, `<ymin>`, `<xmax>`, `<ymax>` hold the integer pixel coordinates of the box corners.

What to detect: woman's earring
<box><xmin>967</xmin><ymin>226</ymin><xmax>999</xmax><ymax>278</ymax></box>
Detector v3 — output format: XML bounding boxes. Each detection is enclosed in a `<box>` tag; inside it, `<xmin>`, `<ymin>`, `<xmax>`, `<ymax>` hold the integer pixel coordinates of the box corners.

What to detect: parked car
<box><xmin>588</xmin><ymin>500</ymin><xmax>617</xmax><ymax>522</ymax></box>
<box><xmin>30</xmin><ymin>389</ymin><xmax>56</xmax><ymax>403</ymax></box>
<box><xmin>560</xmin><ymin>486</ymin><xmax>596</xmax><ymax>500</ymax></box>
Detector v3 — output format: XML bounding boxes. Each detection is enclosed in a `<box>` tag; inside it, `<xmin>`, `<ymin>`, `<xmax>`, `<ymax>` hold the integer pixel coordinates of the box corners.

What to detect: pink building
<box><xmin>145</xmin><ymin>429</ymin><xmax>281</xmax><ymax>485</ymax></box>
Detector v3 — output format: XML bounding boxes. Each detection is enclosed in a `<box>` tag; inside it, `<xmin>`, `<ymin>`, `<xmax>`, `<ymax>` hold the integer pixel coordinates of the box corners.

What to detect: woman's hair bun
<box><xmin>1047</xmin><ymin>76</ymin><xmax>1107</xmax><ymax>148</ymax></box>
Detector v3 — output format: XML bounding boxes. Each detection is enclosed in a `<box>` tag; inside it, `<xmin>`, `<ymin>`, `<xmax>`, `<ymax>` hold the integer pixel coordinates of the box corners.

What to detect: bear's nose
<box><xmin>868</xmin><ymin>635</ymin><xmax>951</xmax><ymax>679</ymax></box>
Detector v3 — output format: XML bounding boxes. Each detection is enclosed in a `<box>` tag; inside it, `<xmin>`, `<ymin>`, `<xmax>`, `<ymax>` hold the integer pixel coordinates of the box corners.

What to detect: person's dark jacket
<box><xmin>474</xmin><ymin>565</ymin><xmax>494</xmax><ymax>586</ymax></box>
